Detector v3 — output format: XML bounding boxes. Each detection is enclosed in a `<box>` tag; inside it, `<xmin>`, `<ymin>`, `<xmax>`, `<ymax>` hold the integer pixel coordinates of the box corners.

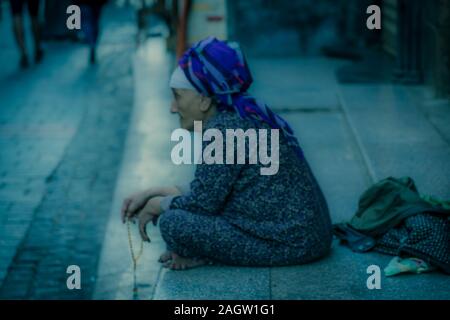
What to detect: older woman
<box><xmin>121</xmin><ymin>37</ymin><xmax>332</xmax><ymax>270</ymax></box>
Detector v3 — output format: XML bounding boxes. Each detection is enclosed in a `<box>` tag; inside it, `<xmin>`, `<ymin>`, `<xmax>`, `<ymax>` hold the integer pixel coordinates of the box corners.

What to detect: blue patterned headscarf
<box><xmin>178</xmin><ymin>36</ymin><xmax>303</xmax><ymax>158</ymax></box>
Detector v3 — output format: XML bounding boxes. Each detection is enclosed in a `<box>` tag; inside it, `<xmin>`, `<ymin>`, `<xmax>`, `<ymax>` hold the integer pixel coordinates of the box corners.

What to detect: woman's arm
<box><xmin>164</xmin><ymin>156</ymin><xmax>243</xmax><ymax>215</ymax></box>
<box><xmin>160</xmin><ymin>123</ymin><xmax>246</xmax><ymax>215</ymax></box>
<box><xmin>121</xmin><ymin>186</ymin><xmax>182</xmax><ymax>223</ymax></box>
<box><xmin>148</xmin><ymin>186</ymin><xmax>182</xmax><ymax>197</ymax></box>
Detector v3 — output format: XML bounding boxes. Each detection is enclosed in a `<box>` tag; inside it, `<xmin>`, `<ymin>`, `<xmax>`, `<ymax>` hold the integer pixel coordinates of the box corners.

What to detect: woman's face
<box><xmin>170</xmin><ymin>88</ymin><xmax>216</xmax><ymax>131</ymax></box>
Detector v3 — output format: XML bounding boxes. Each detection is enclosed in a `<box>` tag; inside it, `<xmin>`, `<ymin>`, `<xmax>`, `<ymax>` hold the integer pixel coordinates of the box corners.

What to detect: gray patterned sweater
<box><xmin>161</xmin><ymin>109</ymin><xmax>332</xmax><ymax>251</ymax></box>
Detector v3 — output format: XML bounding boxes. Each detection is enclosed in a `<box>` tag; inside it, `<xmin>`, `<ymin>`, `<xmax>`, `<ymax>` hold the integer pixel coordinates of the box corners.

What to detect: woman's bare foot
<box><xmin>163</xmin><ymin>252</ymin><xmax>208</xmax><ymax>270</ymax></box>
<box><xmin>158</xmin><ymin>250</ymin><xmax>173</xmax><ymax>263</ymax></box>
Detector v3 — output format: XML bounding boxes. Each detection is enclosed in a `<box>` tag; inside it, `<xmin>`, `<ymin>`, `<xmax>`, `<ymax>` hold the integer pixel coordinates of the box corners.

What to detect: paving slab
<box><xmin>153</xmin><ymin>265</ymin><xmax>271</xmax><ymax>300</ymax></box>
<box><xmin>339</xmin><ymin>84</ymin><xmax>450</xmax><ymax>198</ymax></box>
<box><xmin>250</xmin><ymin>58</ymin><xmax>345</xmax><ymax>111</ymax></box>
<box><xmin>271</xmin><ymin>240</ymin><xmax>450</xmax><ymax>300</ymax></box>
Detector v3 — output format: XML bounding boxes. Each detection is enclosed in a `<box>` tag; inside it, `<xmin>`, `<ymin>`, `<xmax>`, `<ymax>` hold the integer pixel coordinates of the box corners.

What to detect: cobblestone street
<box><xmin>0</xmin><ymin>5</ymin><xmax>135</xmax><ymax>299</ymax></box>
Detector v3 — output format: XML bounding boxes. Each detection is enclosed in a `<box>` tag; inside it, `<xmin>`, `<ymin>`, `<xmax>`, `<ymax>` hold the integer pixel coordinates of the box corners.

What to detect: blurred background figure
<box><xmin>8</xmin><ymin>0</ymin><xmax>44</xmax><ymax>69</ymax></box>
<box><xmin>133</xmin><ymin>0</ymin><xmax>173</xmax><ymax>47</ymax></box>
<box><xmin>77</xmin><ymin>0</ymin><xmax>107</xmax><ymax>64</ymax></box>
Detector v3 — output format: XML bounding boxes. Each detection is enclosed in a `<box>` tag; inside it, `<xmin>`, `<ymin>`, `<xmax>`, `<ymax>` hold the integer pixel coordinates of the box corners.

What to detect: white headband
<box><xmin>169</xmin><ymin>66</ymin><xmax>196</xmax><ymax>91</ymax></box>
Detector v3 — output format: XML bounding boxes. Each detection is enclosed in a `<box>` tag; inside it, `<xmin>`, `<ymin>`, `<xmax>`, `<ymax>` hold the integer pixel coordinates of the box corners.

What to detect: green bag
<box><xmin>349</xmin><ymin>176</ymin><xmax>449</xmax><ymax>236</ymax></box>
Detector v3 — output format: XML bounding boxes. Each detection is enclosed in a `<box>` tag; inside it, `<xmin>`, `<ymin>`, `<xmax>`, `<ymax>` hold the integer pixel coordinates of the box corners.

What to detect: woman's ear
<box><xmin>199</xmin><ymin>95</ymin><xmax>213</xmax><ymax>112</ymax></box>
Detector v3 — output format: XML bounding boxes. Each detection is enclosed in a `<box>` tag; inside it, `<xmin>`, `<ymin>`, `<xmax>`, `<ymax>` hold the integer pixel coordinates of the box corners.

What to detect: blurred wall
<box><xmin>422</xmin><ymin>0</ymin><xmax>450</xmax><ymax>97</ymax></box>
<box><xmin>226</xmin><ymin>0</ymin><xmax>339</xmax><ymax>57</ymax></box>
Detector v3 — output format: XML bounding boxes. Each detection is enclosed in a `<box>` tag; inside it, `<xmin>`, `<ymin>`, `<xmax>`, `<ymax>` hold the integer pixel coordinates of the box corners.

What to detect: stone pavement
<box><xmin>94</xmin><ymin>38</ymin><xmax>450</xmax><ymax>299</ymax></box>
<box><xmin>93</xmin><ymin>38</ymin><xmax>193</xmax><ymax>300</ymax></box>
<box><xmin>0</xmin><ymin>5</ymin><xmax>136</xmax><ymax>299</ymax></box>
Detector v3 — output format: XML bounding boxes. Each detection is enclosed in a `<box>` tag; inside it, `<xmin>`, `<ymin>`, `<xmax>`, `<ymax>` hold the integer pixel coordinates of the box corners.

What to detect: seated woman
<box><xmin>121</xmin><ymin>37</ymin><xmax>332</xmax><ymax>270</ymax></box>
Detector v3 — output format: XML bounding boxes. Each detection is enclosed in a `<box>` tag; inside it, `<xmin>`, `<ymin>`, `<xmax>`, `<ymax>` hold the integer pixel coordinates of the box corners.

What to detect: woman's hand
<box><xmin>121</xmin><ymin>186</ymin><xmax>181</xmax><ymax>223</ymax></box>
<box><xmin>121</xmin><ymin>189</ymin><xmax>153</xmax><ymax>223</ymax></box>
<box><xmin>137</xmin><ymin>196</ymin><xmax>163</xmax><ymax>242</ymax></box>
